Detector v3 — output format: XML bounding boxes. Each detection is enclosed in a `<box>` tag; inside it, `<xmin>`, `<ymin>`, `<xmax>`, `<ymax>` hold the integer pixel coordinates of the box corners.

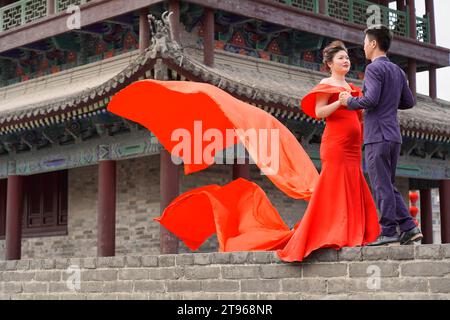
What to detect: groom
<box><xmin>339</xmin><ymin>25</ymin><xmax>423</xmax><ymax>246</ymax></box>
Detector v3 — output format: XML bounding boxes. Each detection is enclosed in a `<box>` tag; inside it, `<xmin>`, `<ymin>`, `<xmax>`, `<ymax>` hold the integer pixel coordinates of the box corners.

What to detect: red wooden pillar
<box><xmin>407</xmin><ymin>0</ymin><xmax>416</xmax><ymax>39</ymax></box>
<box><xmin>47</xmin><ymin>0</ymin><xmax>55</xmax><ymax>15</ymax></box>
<box><xmin>420</xmin><ymin>189</ymin><xmax>433</xmax><ymax>244</ymax></box>
<box><xmin>407</xmin><ymin>59</ymin><xmax>417</xmax><ymax>100</ymax></box>
<box><xmin>97</xmin><ymin>146</ymin><xmax>116</xmax><ymax>257</ymax></box>
<box><xmin>5</xmin><ymin>162</ymin><xmax>24</xmax><ymax>261</ymax></box>
<box><xmin>426</xmin><ymin>0</ymin><xmax>437</xmax><ymax>99</ymax></box>
<box><xmin>397</xmin><ymin>0</ymin><xmax>406</xmax><ymax>11</ymax></box>
<box><xmin>169</xmin><ymin>0</ymin><xmax>181</xmax><ymax>43</ymax></box>
<box><xmin>160</xmin><ymin>149</ymin><xmax>180</xmax><ymax>254</ymax></box>
<box><xmin>318</xmin><ymin>0</ymin><xmax>327</xmax><ymax>14</ymax></box>
<box><xmin>139</xmin><ymin>8</ymin><xmax>150</xmax><ymax>53</ymax></box>
<box><xmin>233</xmin><ymin>158</ymin><xmax>250</xmax><ymax>181</ymax></box>
<box><xmin>406</xmin><ymin>0</ymin><xmax>417</xmax><ymax>100</ymax></box>
<box><xmin>439</xmin><ymin>180</ymin><xmax>450</xmax><ymax>244</ymax></box>
<box><xmin>203</xmin><ymin>8</ymin><xmax>215</xmax><ymax>67</ymax></box>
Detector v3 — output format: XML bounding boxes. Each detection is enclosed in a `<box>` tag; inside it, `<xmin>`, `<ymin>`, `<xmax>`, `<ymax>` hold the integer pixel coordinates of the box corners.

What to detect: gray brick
<box><xmin>16</xmin><ymin>260</ymin><xmax>30</xmax><ymax>270</ymax></box>
<box><xmin>58</xmin><ymin>293</ymin><xmax>87</xmax><ymax>300</ymax></box>
<box><xmin>302</xmin><ymin>263</ymin><xmax>348</xmax><ymax>277</ymax></box>
<box><xmin>281</xmin><ymin>279</ymin><xmax>327</xmax><ymax>293</ymax></box>
<box><xmin>116</xmin><ymin>293</ymin><xmax>149</xmax><ymax>300</ymax></box>
<box><xmin>383</xmin><ymin>278</ymin><xmax>429</xmax><ymax>293</ymax></box>
<box><xmin>182</xmin><ymin>292</ymin><xmax>220</xmax><ymax>300</ymax></box>
<box><xmin>23</xmin><ymin>282</ymin><xmax>48</xmax><ymax>293</ymax></box>
<box><xmin>241</xmin><ymin>279</ymin><xmax>280</xmax><ymax>292</ymax></box>
<box><xmin>193</xmin><ymin>253</ymin><xmax>212</xmax><ymax>265</ymax></box>
<box><xmin>248</xmin><ymin>251</ymin><xmax>276</xmax><ymax>264</ymax></box>
<box><xmin>43</xmin><ymin>259</ymin><xmax>56</xmax><ymax>270</ymax></box>
<box><xmin>349</xmin><ymin>262</ymin><xmax>399</xmax><ymax>278</ymax></box>
<box><xmin>260</xmin><ymin>264</ymin><xmax>302</xmax><ymax>279</ymax></box>
<box><xmin>2</xmin><ymin>271</ymin><xmax>35</xmax><ymax>282</ymax></box>
<box><xmin>125</xmin><ymin>256</ymin><xmax>142</xmax><ymax>268</ymax></box>
<box><xmin>202</xmin><ymin>280</ymin><xmax>239</xmax><ymax>292</ymax></box>
<box><xmin>83</xmin><ymin>258</ymin><xmax>96</xmax><ymax>269</ymax></box>
<box><xmin>35</xmin><ymin>271</ymin><xmax>62</xmax><ymax>282</ymax></box>
<box><xmin>49</xmin><ymin>282</ymin><xmax>72</xmax><ymax>293</ymax></box>
<box><xmin>176</xmin><ymin>254</ymin><xmax>195</xmax><ymax>266</ymax></box>
<box><xmin>166</xmin><ymin>280</ymin><xmax>202</xmax><ymax>292</ymax></box>
<box><xmin>142</xmin><ymin>256</ymin><xmax>158</xmax><ymax>267</ymax></box>
<box><xmin>158</xmin><ymin>255</ymin><xmax>176</xmax><ymax>267</ymax></box>
<box><xmin>211</xmin><ymin>252</ymin><xmax>233</xmax><ymax>264</ymax></box>
<box><xmin>6</xmin><ymin>261</ymin><xmax>18</xmax><ymax>271</ymax></box>
<box><xmin>414</xmin><ymin>245</ymin><xmax>442</xmax><ymax>259</ymax></box>
<box><xmin>442</xmin><ymin>244</ymin><xmax>450</xmax><ymax>258</ymax></box>
<box><xmin>429</xmin><ymin>278</ymin><xmax>450</xmax><ymax>293</ymax></box>
<box><xmin>221</xmin><ymin>266</ymin><xmax>260</xmax><ymax>279</ymax></box>
<box><xmin>30</xmin><ymin>260</ymin><xmax>44</xmax><ymax>270</ymax></box>
<box><xmin>148</xmin><ymin>267</ymin><xmax>183</xmax><ymax>280</ymax></box>
<box><xmin>96</xmin><ymin>256</ymin><xmax>126</xmax><ymax>268</ymax></box>
<box><xmin>388</xmin><ymin>246</ymin><xmax>414</xmax><ymax>260</ymax></box>
<box><xmin>305</xmin><ymin>248</ymin><xmax>338</xmax><ymax>262</ymax></box>
<box><xmin>230</xmin><ymin>252</ymin><xmax>250</xmax><ymax>264</ymax></box>
<box><xmin>327</xmin><ymin>278</ymin><xmax>373</xmax><ymax>294</ymax></box>
<box><xmin>1</xmin><ymin>283</ymin><xmax>23</xmax><ymax>294</ymax></box>
<box><xmin>362</xmin><ymin>246</ymin><xmax>389</xmax><ymax>260</ymax></box>
<box><xmin>401</xmin><ymin>262</ymin><xmax>450</xmax><ymax>277</ymax></box>
<box><xmin>133</xmin><ymin>280</ymin><xmax>165</xmax><ymax>293</ymax></box>
<box><xmin>118</xmin><ymin>269</ymin><xmax>149</xmax><ymax>280</ymax></box>
<box><xmin>103</xmin><ymin>281</ymin><xmax>134</xmax><ymax>293</ymax></box>
<box><xmin>338</xmin><ymin>247</ymin><xmax>363</xmax><ymax>261</ymax></box>
<box><xmin>0</xmin><ymin>261</ymin><xmax>6</xmax><ymax>271</ymax></box>
<box><xmin>184</xmin><ymin>266</ymin><xmax>221</xmax><ymax>280</ymax></box>
<box><xmin>54</xmin><ymin>258</ymin><xmax>69</xmax><ymax>269</ymax></box>
<box><xmin>80</xmin><ymin>282</ymin><xmax>104</xmax><ymax>293</ymax></box>
<box><xmin>82</xmin><ymin>270</ymin><xmax>117</xmax><ymax>281</ymax></box>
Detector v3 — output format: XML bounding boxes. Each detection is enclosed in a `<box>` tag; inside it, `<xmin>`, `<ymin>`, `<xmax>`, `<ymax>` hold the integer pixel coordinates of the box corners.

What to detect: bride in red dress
<box><xmin>277</xmin><ymin>41</ymin><xmax>380</xmax><ymax>261</ymax></box>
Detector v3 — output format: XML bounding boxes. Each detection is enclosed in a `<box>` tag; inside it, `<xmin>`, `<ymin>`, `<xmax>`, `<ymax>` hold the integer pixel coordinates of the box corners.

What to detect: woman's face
<box><xmin>328</xmin><ymin>50</ymin><xmax>351</xmax><ymax>75</ymax></box>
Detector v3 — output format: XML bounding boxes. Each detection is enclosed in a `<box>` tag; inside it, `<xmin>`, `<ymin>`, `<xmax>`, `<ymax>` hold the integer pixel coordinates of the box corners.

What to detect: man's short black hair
<box><xmin>364</xmin><ymin>24</ymin><xmax>393</xmax><ymax>52</ymax></box>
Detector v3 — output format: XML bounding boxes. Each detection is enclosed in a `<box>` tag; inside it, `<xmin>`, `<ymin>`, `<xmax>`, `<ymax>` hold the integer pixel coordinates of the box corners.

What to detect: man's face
<box><xmin>363</xmin><ymin>35</ymin><xmax>375</xmax><ymax>60</ymax></box>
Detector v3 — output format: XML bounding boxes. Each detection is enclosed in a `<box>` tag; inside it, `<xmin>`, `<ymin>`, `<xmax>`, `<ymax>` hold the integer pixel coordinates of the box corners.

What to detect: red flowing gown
<box><xmin>276</xmin><ymin>83</ymin><xmax>381</xmax><ymax>261</ymax></box>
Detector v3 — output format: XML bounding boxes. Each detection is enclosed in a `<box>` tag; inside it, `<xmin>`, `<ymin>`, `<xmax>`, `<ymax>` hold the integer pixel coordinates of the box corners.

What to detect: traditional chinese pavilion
<box><xmin>0</xmin><ymin>0</ymin><xmax>449</xmax><ymax>261</ymax></box>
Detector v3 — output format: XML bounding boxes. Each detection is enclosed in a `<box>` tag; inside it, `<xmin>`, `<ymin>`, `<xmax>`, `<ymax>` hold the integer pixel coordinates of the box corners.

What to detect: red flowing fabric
<box><xmin>109</xmin><ymin>80</ymin><xmax>381</xmax><ymax>262</ymax></box>
<box><xmin>108</xmin><ymin>80</ymin><xmax>319</xmax><ymax>200</ymax></box>
<box><xmin>154</xmin><ymin>178</ymin><xmax>294</xmax><ymax>252</ymax></box>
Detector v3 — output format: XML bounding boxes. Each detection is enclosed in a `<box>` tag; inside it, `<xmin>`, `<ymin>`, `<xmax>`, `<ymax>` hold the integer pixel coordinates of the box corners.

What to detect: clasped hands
<box><xmin>339</xmin><ymin>92</ymin><xmax>351</xmax><ymax>107</ymax></box>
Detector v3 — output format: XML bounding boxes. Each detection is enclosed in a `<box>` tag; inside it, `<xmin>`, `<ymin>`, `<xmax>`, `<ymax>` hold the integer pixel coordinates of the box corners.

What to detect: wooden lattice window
<box><xmin>0</xmin><ymin>171</ymin><xmax>68</xmax><ymax>239</ymax></box>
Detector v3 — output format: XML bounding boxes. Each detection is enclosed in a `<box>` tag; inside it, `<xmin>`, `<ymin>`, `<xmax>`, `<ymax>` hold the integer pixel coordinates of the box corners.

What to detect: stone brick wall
<box><xmin>0</xmin><ymin>154</ymin><xmax>308</xmax><ymax>260</ymax></box>
<box><xmin>1</xmin><ymin>245</ymin><xmax>449</xmax><ymax>300</ymax></box>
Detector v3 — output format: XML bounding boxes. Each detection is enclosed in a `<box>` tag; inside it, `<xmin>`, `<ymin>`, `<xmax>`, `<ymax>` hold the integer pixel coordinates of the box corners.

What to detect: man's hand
<box><xmin>339</xmin><ymin>92</ymin><xmax>351</xmax><ymax>106</ymax></box>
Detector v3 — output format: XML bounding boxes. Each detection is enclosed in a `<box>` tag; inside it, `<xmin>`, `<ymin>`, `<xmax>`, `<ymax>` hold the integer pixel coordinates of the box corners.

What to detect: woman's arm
<box><xmin>315</xmin><ymin>93</ymin><xmax>341</xmax><ymax>119</ymax></box>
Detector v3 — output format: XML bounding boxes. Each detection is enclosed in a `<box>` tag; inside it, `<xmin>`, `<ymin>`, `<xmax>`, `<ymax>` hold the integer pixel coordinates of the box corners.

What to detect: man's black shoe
<box><xmin>366</xmin><ymin>235</ymin><xmax>400</xmax><ymax>246</ymax></box>
<box><xmin>400</xmin><ymin>227</ymin><xmax>423</xmax><ymax>245</ymax></box>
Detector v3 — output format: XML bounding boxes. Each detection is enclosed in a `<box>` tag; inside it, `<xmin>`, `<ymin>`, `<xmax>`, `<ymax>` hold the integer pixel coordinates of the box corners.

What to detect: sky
<box><xmin>407</xmin><ymin>0</ymin><xmax>450</xmax><ymax>101</ymax></box>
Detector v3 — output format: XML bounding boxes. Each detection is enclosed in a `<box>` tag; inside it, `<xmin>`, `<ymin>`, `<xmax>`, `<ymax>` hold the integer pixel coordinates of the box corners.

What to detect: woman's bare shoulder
<box><xmin>319</xmin><ymin>78</ymin><xmax>331</xmax><ymax>85</ymax></box>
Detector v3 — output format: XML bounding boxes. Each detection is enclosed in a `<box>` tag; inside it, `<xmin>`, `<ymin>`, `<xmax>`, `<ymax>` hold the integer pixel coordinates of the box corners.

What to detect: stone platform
<box><xmin>1</xmin><ymin>244</ymin><xmax>450</xmax><ymax>300</ymax></box>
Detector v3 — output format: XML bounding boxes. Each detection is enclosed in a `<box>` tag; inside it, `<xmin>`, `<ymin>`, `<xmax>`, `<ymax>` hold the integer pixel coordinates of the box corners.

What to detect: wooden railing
<box><xmin>0</xmin><ymin>0</ymin><xmax>90</xmax><ymax>32</ymax></box>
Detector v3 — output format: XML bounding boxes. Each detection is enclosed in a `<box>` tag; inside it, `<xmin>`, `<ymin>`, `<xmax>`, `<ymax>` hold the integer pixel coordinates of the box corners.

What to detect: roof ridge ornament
<box><xmin>146</xmin><ymin>11</ymin><xmax>183</xmax><ymax>60</ymax></box>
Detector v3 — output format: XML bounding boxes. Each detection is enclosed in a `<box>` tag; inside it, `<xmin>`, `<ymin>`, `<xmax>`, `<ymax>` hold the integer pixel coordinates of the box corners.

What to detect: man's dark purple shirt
<box><xmin>347</xmin><ymin>56</ymin><xmax>416</xmax><ymax>144</ymax></box>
